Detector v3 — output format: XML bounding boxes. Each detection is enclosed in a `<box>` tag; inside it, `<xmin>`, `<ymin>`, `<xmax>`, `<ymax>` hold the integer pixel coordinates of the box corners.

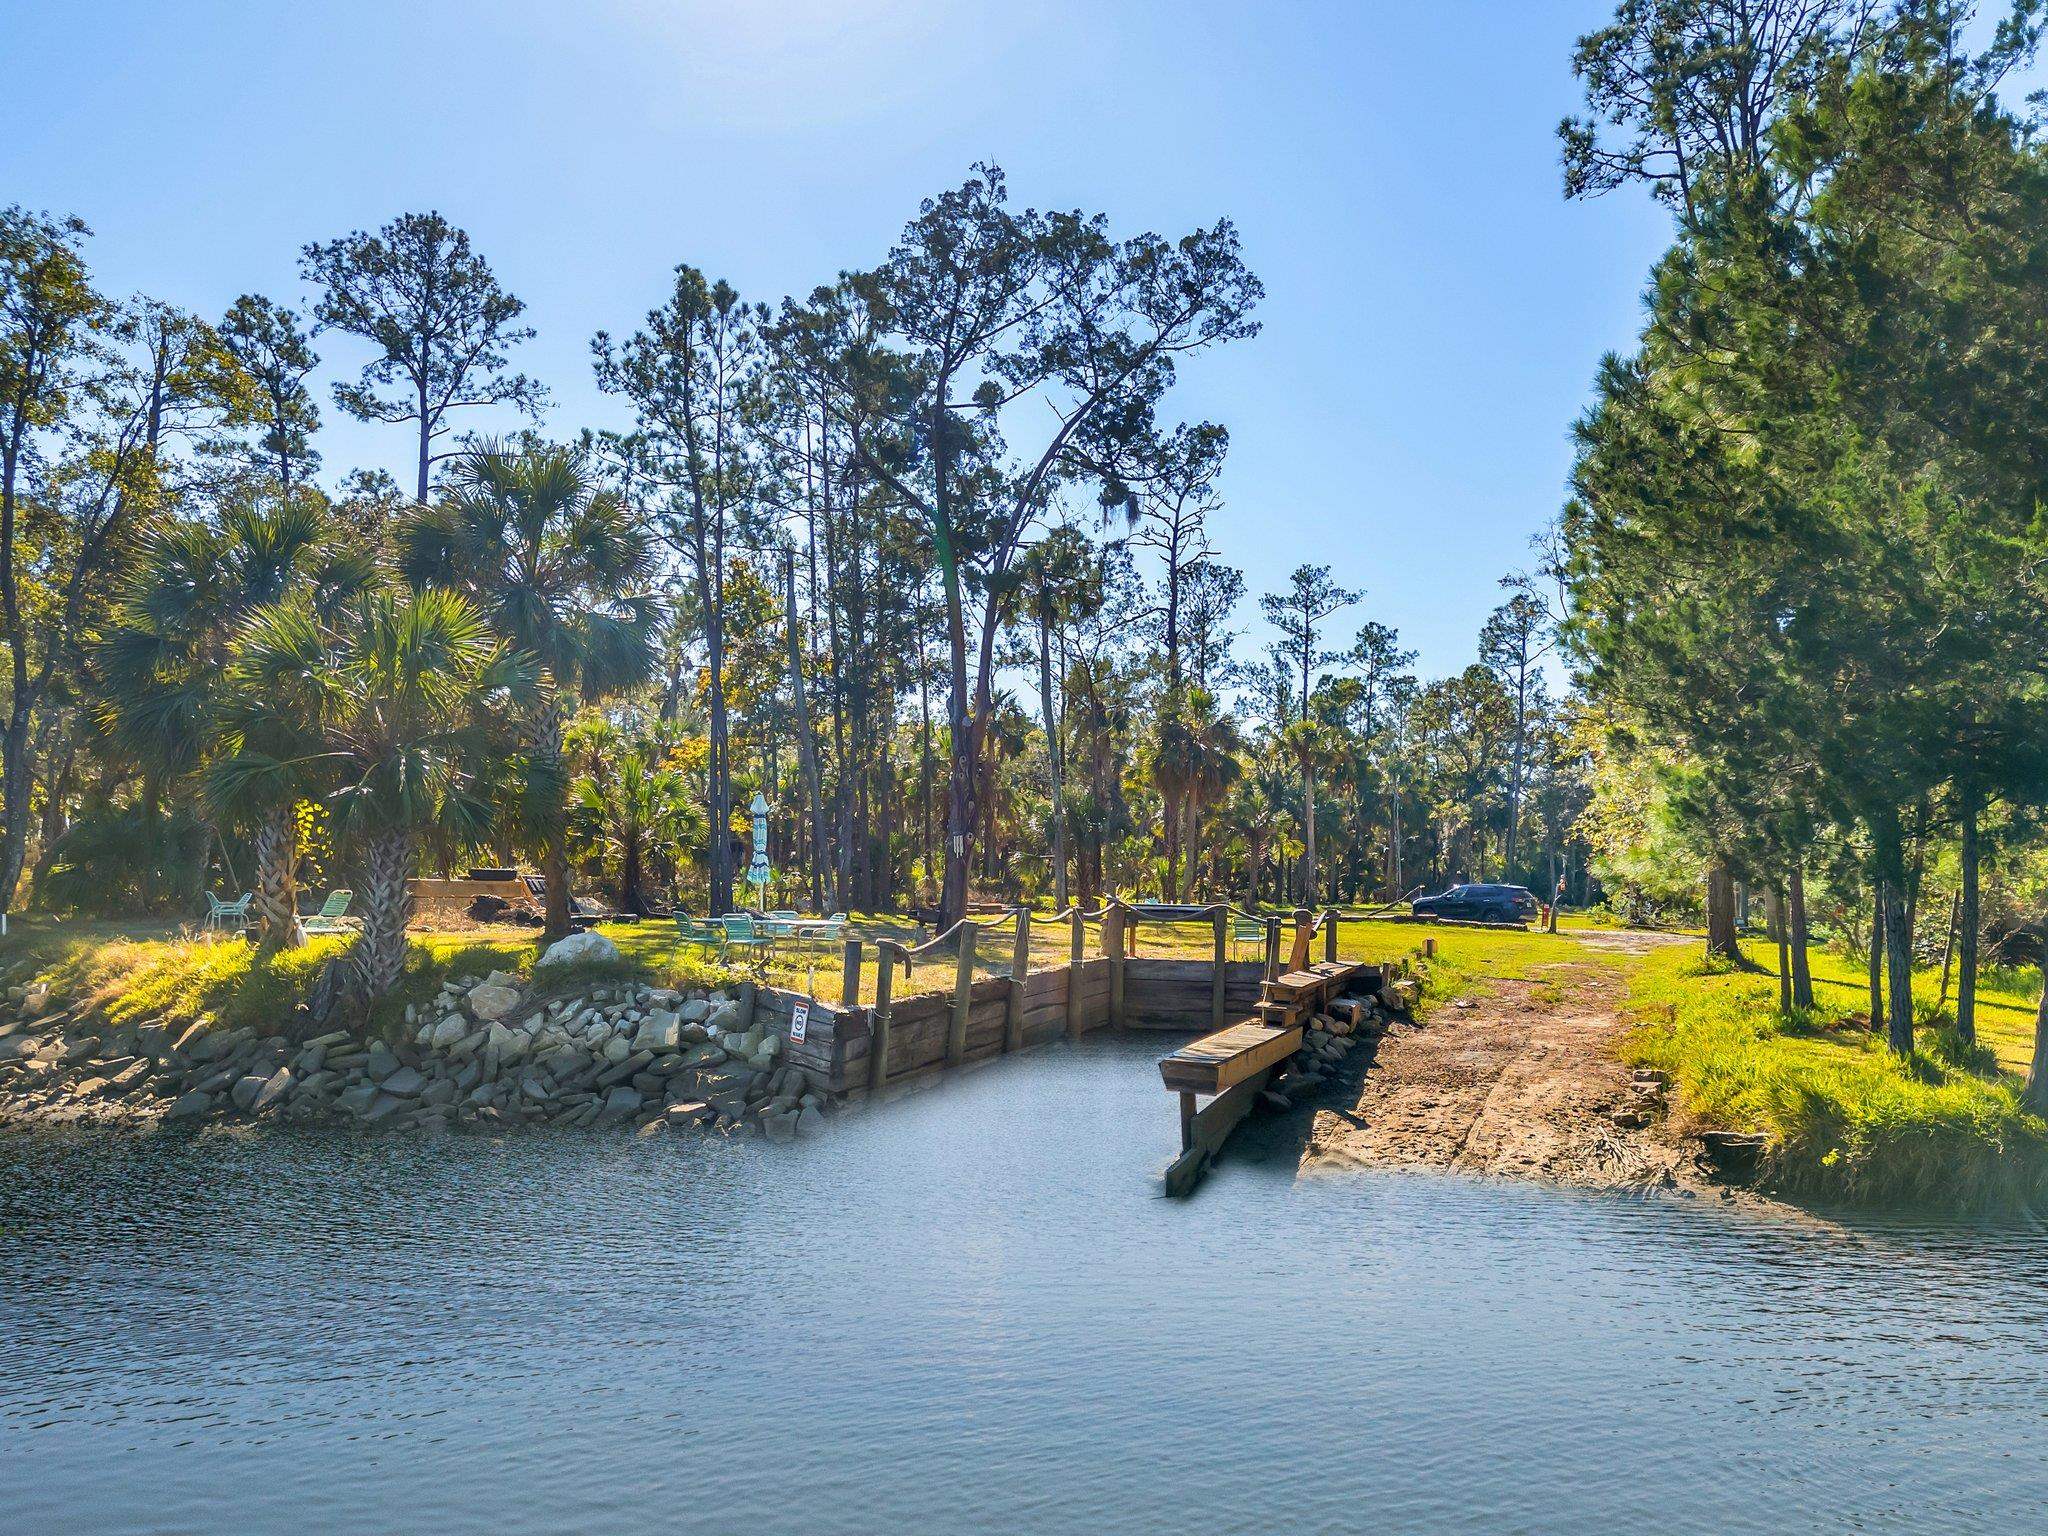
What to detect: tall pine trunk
<box><xmin>1766</xmin><ymin>885</ymin><xmax>1790</xmax><ymax>1012</ymax></box>
<box><xmin>1704</xmin><ymin>862</ymin><xmax>1739</xmax><ymax>961</ymax></box>
<box><xmin>1958</xmin><ymin>787</ymin><xmax>1980</xmax><ymax>1045</ymax></box>
<box><xmin>1788</xmin><ymin>857</ymin><xmax>1813</xmax><ymax>1009</ymax></box>
<box><xmin>2025</xmin><ymin>937</ymin><xmax>2048</xmax><ymax>1115</ymax></box>
<box><xmin>1036</xmin><ymin>603</ymin><xmax>1068</xmax><ymax>909</ymax></box>
<box><xmin>1875</xmin><ymin>818</ymin><xmax>1915</xmax><ymax>1054</ymax></box>
<box><xmin>783</xmin><ymin>553</ymin><xmax>827</xmax><ymax>912</ymax></box>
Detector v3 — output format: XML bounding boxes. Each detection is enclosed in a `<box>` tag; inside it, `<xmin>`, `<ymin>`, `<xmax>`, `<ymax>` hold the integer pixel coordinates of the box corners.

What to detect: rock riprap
<box><xmin>0</xmin><ymin>972</ymin><xmax>834</xmax><ymax>1140</ymax></box>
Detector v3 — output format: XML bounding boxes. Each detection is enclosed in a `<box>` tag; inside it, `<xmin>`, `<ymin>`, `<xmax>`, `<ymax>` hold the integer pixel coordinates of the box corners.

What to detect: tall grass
<box><xmin>1624</xmin><ymin>945</ymin><xmax>2048</xmax><ymax>1214</ymax></box>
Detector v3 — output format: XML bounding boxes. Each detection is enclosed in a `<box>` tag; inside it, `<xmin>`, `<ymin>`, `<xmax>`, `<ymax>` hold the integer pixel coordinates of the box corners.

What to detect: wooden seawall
<box><xmin>749</xmin><ymin>904</ymin><xmax>1419</xmax><ymax>1111</ymax></box>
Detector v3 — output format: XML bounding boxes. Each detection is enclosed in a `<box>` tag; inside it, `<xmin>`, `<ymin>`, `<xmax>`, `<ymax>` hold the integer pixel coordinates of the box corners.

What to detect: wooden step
<box><xmin>1159</xmin><ymin>1019</ymin><xmax>1303</xmax><ymax>1095</ymax></box>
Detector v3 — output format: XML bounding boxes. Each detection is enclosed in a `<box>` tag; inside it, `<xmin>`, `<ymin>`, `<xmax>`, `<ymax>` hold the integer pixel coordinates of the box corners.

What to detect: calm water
<box><xmin>2</xmin><ymin>1032</ymin><xmax>2044</xmax><ymax>1535</ymax></box>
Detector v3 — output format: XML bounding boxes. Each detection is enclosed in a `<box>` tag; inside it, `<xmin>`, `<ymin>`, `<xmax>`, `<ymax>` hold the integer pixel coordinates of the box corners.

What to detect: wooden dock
<box><xmin>1159</xmin><ymin>953</ymin><xmax>1384</xmax><ymax>1197</ymax></box>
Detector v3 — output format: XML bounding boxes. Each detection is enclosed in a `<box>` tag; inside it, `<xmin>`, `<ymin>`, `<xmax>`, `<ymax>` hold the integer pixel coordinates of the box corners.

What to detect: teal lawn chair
<box><xmin>675</xmin><ymin>914</ymin><xmax>727</xmax><ymax>957</ymax></box>
<box><xmin>301</xmin><ymin>889</ymin><xmax>358</xmax><ymax>935</ymax></box>
<box><xmin>1231</xmin><ymin>915</ymin><xmax>1264</xmax><ymax>962</ymax></box>
<box><xmin>205</xmin><ymin>891</ymin><xmax>253</xmax><ymax>932</ymax></box>
<box><xmin>717</xmin><ymin>914</ymin><xmax>776</xmax><ymax>968</ymax></box>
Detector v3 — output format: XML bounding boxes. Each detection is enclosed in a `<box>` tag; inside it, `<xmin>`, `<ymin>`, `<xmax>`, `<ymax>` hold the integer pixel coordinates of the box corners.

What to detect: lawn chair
<box><xmin>301</xmin><ymin>889</ymin><xmax>358</xmax><ymax>935</ymax></box>
<box><xmin>1231</xmin><ymin>915</ymin><xmax>1264</xmax><ymax>962</ymax></box>
<box><xmin>675</xmin><ymin>914</ymin><xmax>727</xmax><ymax>957</ymax></box>
<box><xmin>205</xmin><ymin>891</ymin><xmax>253</xmax><ymax>932</ymax></box>
<box><xmin>717</xmin><ymin>913</ymin><xmax>776</xmax><ymax>971</ymax></box>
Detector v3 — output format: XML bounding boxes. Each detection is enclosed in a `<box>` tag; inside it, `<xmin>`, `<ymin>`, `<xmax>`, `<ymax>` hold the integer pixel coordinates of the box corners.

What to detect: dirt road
<box><xmin>1283</xmin><ymin>932</ymin><xmax>1704</xmax><ymax>1192</ymax></box>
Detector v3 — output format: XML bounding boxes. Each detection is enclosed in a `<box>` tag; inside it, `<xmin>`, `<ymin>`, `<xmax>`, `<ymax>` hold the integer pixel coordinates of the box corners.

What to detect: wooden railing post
<box><xmin>947</xmin><ymin>923</ymin><xmax>977</xmax><ymax>1065</ymax></box>
<box><xmin>840</xmin><ymin>938</ymin><xmax>862</xmax><ymax>1009</ymax></box>
<box><xmin>1005</xmin><ymin>909</ymin><xmax>1031</xmax><ymax>1052</ymax></box>
<box><xmin>1106</xmin><ymin>903</ymin><xmax>1128</xmax><ymax>1028</ymax></box>
<box><xmin>1263</xmin><ymin>916</ymin><xmax>1282</xmax><ymax>981</ymax></box>
<box><xmin>1066</xmin><ymin>907</ymin><xmax>1085</xmax><ymax>1039</ymax></box>
<box><xmin>867</xmin><ymin>950</ymin><xmax>895</xmax><ymax>1094</ymax></box>
<box><xmin>1290</xmin><ymin>908</ymin><xmax>1313</xmax><ymax>973</ymax></box>
<box><xmin>1324</xmin><ymin>910</ymin><xmax>1339</xmax><ymax>963</ymax></box>
<box><xmin>1210</xmin><ymin>906</ymin><xmax>1228</xmax><ymax>1031</ymax></box>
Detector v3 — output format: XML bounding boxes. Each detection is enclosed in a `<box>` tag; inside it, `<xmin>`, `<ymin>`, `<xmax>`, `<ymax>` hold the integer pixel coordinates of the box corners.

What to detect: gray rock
<box><xmin>230</xmin><ymin>1073</ymin><xmax>269</xmax><ymax>1111</ymax></box>
<box><xmin>466</xmin><ymin>983</ymin><xmax>521</xmax><ymax>1022</ymax></box>
<box><xmin>534</xmin><ymin>930</ymin><xmax>621</xmax><ymax>970</ymax></box>
<box><xmin>486</xmin><ymin>1022</ymin><xmax>529</xmax><ymax>1062</ymax></box>
<box><xmin>705</xmin><ymin>1001</ymin><xmax>742</xmax><ymax>1033</ymax></box>
<box><xmin>601</xmin><ymin>1085</ymin><xmax>643</xmax><ymax>1119</ymax></box>
<box><xmin>336</xmin><ymin>1082</ymin><xmax>380</xmax><ymax>1116</ymax></box>
<box><xmin>430</xmin><ymin>1014</ymin><xmax>470</xmax><ymax>1049</ymax></box>
<box><xmin>250</xmin><ymin>1066</ymin><xmax>295</xmax><ymax>1114</ymax></box>
<box><xmin>795</xmin><ymin>1106</ymin><xmax>825</xmax><ymax>1138</ymax></box>
<box><xmin>164</xmin><ymin>1089</ymin><xmax>214</xmax><ymax>1121</ymax></box>
<box><xmin>361</xmin><ymin>1092</ymin><xmax>405</xmax><ymax>1123</ymax></box>
<box><xmin>601</xmin><ymin>1034</ymin><xmax>631</xmax><ymax>1065</ymax></box>
<box><xmin>760</xmin><ymin>1108</ymin><xmax>797</xmax><ymax>1144</ymax></box>
<box><xmin>631</xmin><ymin>1012</ymin><xmax>680</xmax><ymax>1054</ymax></box>
<box><xmin>380</xmin><ymin>1066</ymin><xmax>426</xmax><ymax>1097</ymax></box>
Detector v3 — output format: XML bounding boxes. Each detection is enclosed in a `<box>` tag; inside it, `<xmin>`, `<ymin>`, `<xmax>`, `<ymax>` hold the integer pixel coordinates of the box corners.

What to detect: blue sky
<box><xmin>5</xmin><ymin>0</ymin><xmax>1675</xmax><ymax>678</ymax></box>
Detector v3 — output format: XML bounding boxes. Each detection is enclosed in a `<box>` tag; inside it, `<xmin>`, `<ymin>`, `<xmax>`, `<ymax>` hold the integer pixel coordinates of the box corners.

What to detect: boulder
<box><xmin>487</xmin><ymin>1023</ymin><xmax>530</xmax><ymax>1062</ymax></box>
<box><xmin>336</xmin><ymin>1082</ymin><xmax>380</xmax><ymax>1117</ymax></box>
<box><xmin>600</xmin><ymin>1084</ymin><xmax>643</xmax><ymax>1120</ymax></box>
<box><xmin>760</xmin><ymin>1108</ymin><xmax>798</xmax><ymax>1144</ymax></box>
<box><xmin>678</xmin><ymin>998</ymin><xmax>711</xmax><ymax>1024</ymax></box>
<box><xmin>631</xmin><ymin>1012</ymin><xmax>680</xmax><ymax>1054</ymax></box>
<box><xmin>429</xmin><ymin>1014</ymin><xmax>470</xmax><ymax>1049</ymax></box>
<box><xmin>466</xmin><ymin>983</ymin><xmax>521</xmax><ymax>1023</ymax></box>
<box><xmin>164</xmin><ymin>1089</ymin><xmax>214</xmax><ymax>1121</ymax></box>
<box><xmin>379</xmin><ymin>1066</ymin><xmax>426</xmax><ymax>1098</ymax></box>
<box><xmin>250</xmin><ymin>1067</ymin><xmax>295</xmax><ymax>1114</ymax></box>
<box><xmin>534</xmin><ymin>930</ymin><xmax>621</xmax><ymax>971</ymax></box>
<box><xmin>229</xmin><ymin>1073</ymin><xmax>269</xmax><ymax>1111</ymax></box>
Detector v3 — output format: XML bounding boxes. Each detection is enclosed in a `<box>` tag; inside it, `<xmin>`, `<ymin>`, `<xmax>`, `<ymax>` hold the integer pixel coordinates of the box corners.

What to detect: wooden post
<box><xmin>1423</xmin><ymin>936</ymin><xmax>1436</xmax><ymax>959</ymax></box>
<box><xmin>1210</xmin><ymin>907</ymin><xmax>1228</xmax><ymax>1031</ymax></box>
<box><xmin>1290</xmin><ymin>908</ymin><xmax>1313</xmax><ymax>973</ymax></box>
<box><xmin>1106</xmin><ymin>903</ymin><xmax>1127</xmax><ymax>1028</ymax></box>
<box><xmin>867</xmin><ymin>952</ymin><xmax>895</xmax><ymax>1094</ymax></box>
<box><xmin>840</xmin><ymin>939</ymin><xmax>862</xmax><ymax>1009</ymax></box>
<box><xmin>1263</xmin><ymin>916</ymin><xmax>1282</xmax><ymax>981</ymax></box>
<box><xmin>1005</xmin><ymin>909</ymin><xmax>1031</xmax><ymax>1052</ymax></box>
<box><xmin>1066</xmin><ymin>908</ymin><xmax>1085</xmax><ymax>1040</ymax></box>
<box><xmin>1324</xmin><ymin>910</ymin><xmax>1339</xmax><ymax>963</ymax></box>
<box><xmin>1179</xmin><ymin>1090</ymin><xmax>1197</xmax><ymax>1152</ymax></box>
<box><xmin>947</xmin><ymin>923</ymin><xmax>977</xmax><ymax>1065</ymax></box>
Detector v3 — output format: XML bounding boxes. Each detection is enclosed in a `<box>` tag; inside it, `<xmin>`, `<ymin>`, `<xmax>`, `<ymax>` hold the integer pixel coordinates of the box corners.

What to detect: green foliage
<box><xmin>43</xmin><ymin>933</ymin><xmax>349</xmax><ymax>1033</ymax></box>
<box><xmin>1623</xmin><ymin>944</ymin><xmax>2048</xmax><ymax>1213</ymax></box>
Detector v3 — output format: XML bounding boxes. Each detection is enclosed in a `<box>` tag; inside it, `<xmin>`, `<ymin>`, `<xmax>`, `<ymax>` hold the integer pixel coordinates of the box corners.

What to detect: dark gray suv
<box><xmin>1410</xmin><ymin>883</ymin><xmax>1541</xmax><ymax>923</ymax></box>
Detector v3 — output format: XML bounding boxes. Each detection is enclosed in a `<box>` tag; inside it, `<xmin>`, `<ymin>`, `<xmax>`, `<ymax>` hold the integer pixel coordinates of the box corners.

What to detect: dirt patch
<box><xmin>1270</xmin><ymin>939</ymin><xmax>1722</xmax><ymax>1195</ymax></box>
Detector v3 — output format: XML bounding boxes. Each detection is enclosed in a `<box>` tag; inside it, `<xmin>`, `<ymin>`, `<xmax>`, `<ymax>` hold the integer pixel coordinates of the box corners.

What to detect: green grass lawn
<box><xmin>1623</xmin><ymin>940</ymin><xmax>2048</xmax><ymax>1213</ymax></box>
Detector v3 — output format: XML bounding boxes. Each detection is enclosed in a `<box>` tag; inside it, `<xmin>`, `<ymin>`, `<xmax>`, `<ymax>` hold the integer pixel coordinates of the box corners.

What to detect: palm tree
<box><xmin>100</xmin><ymin>497</ymin><xmax>375</xmax><ymax>943</ymax></box>
<box><xmin>397</xmin><ymin>443</ymin><xmax>659</xmax><ymax>940</ymax></box>
<box><xmin>566</xmin><ymin>713</ymin><xmax>700</xmax><ymax>915</ymax></box>
<box><xmin>212</xmin><ymin>589</ymin><xmax>524</xmax><ymax>1017</ymax></box>
<box><xmin>1180</xmin><ymin>698</ymin><xmax>1244</xmax><ymax>900</ymax></box>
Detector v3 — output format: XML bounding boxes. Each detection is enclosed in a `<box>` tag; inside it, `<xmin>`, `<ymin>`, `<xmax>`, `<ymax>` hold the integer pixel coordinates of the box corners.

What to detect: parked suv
<box><xmin>1410</xmin><ymin>883</ymin><xmax>1541</xmax><ymax>924</ymax></box>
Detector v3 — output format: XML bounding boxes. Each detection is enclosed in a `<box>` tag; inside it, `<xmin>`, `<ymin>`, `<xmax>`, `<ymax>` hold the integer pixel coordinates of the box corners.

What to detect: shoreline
<box><xmin>0</xmin><ymin>966</ymin><xmax>838</xmax><ymax>1142</ymax></box>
